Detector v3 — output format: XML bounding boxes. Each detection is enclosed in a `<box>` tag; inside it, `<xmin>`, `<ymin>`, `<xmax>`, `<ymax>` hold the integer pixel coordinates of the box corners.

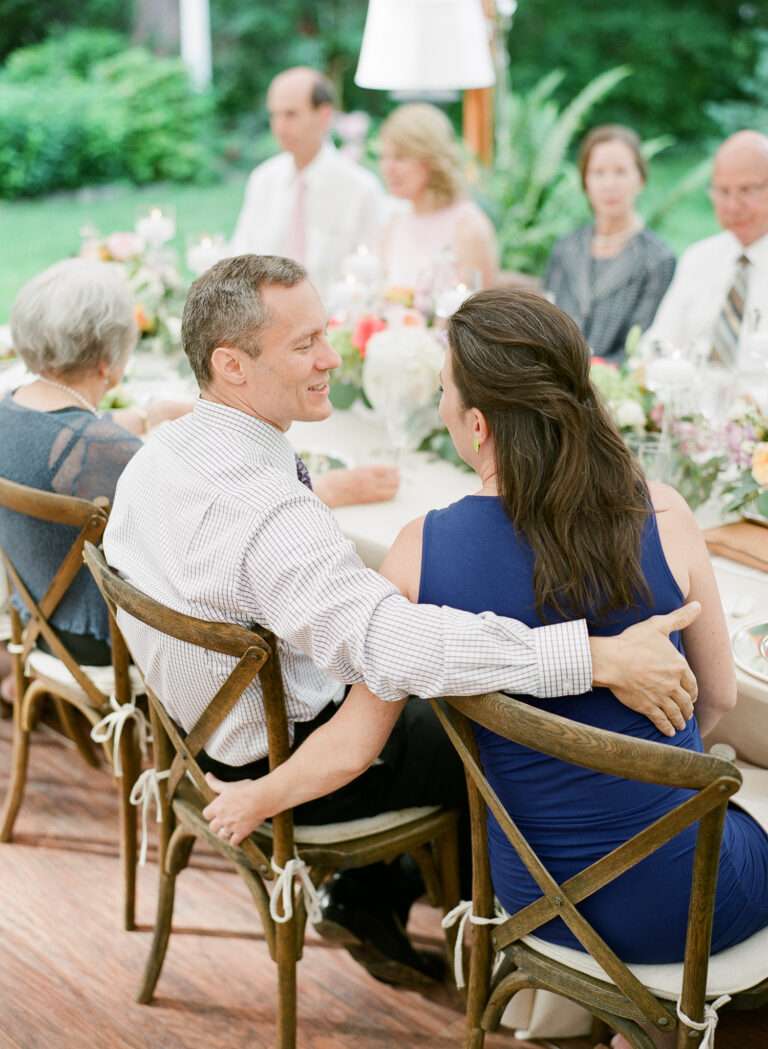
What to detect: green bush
<box><xmin>93</xmin><ymin>49</ymin><xmax>215</xmax><ymax>185</ymax></box>
<box><xmin>0</xmin><ymin>30</ymin><xmax>216</xmax><ymax>197</ymax></box>
<box><xmin>0</xmin><ymin>81</ymin><xmax>122</xmax><ymax>197</ymax></box>
<box><xmin>3</xmin><ymin>28</ymin><xmax>125</xmax><ymax>81</ymax></box>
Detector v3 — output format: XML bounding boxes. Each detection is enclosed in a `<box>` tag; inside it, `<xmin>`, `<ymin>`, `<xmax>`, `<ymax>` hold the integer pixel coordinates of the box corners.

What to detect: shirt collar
<box><xmin>289</xmin><ymin>141</ymin><xmax>335</xmax><ymax>184</ymax></box>
<box><xmin>192</xmin><ymin>398</ymin><xmax>297</xmax><ymax>475</ymax></box>
<box><xmin>743</xmin><ymin>231</ymin><xmax>768</xmax><ymax>265</ymax></box>
<box><xmin>722</xmin><ymin>229</ymin><xmax>768</xmax><ymax>265</ymax></box>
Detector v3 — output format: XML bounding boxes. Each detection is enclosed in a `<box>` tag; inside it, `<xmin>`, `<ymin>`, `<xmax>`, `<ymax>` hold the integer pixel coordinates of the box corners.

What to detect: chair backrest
<box><xmin>83</xmin><ymin>541</ymin><xmax>290</xmax><ymax>879</ymax></box>
<box><xmin>433</xmin><ymin>693</ymin><xmax>743</xmax><ymax>1037</ymax></box>
<box><xmin>0</xmin><ymin>476</ymin><xmax>121</xmax><ymax>706</ymax></box>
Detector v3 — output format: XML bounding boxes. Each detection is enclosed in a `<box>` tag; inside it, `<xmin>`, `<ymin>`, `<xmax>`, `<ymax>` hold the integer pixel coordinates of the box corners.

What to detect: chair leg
<box><xmin>117</xmin><ymin>722</ymin><xmax>140</xmax><ymax>932</ymax></box>
<box><xmin>0</xmin><ymin>690</ymin><xmax>32</xmax><ymax>841</ymax></box>
<box><xmin>275</xmin><ymin>916</ymin><xmax>298</xmax><ymax>1049</ymax></box>
<box><xmin>437</xmin><ymin>824</ymin><xmax>462</xmax><ymax>962</ymax></box>
<box><xmin>136</xmin><ymin>826</ymin><xmax>194</xmax><ymax>1004</ymax></box>
<box><xmin>52</xmin><ymin>697</ymin><xmax>100</xmax><ymax>768</ymax></box>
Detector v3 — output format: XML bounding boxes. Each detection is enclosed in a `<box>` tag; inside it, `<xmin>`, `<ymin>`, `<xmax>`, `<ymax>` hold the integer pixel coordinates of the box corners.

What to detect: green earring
<box><xmin>473</xmin><ymin>436</ymin><xmax>481</xmax><ymax>454</ymax></box>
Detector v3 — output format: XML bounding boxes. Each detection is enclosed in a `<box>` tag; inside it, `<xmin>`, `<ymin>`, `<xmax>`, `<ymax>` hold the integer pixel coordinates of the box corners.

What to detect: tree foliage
<box><xmin>506</xmin><ymin>0</ymin><xmax>767</xmax><ymax>141</ymax></box>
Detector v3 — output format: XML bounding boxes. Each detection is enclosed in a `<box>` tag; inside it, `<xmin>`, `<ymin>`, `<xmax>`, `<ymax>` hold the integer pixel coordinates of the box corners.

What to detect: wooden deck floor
<box><xmin>0</xmin><ymin>717</ymin><xmax>765</xmax><ymax>1049</ymax></box>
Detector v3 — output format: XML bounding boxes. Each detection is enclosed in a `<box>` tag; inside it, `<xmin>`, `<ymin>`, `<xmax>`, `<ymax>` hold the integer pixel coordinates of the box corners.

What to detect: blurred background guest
<box><xmin>230</xmin><ymin>67</ymin><xmax>385</xmax><ymax>299</ymax></box>
<box><xmin>545</xmin><ymin>125</ymin><xmax>675</xmax><ymax>361</ymax></box>
<box><xmin>645</xmin><ymin>130</ymin><xmax>768</xmax><ymax>365</ymax></box>
<box><xmin>0</xmin><ymin>259</ymin><xmax>189</xmax><ymax>699</ymax></box>
<box><xmin>377</xmin><ymin>103</ymin><xmax>498</xmax><ymax>293</ymax></box>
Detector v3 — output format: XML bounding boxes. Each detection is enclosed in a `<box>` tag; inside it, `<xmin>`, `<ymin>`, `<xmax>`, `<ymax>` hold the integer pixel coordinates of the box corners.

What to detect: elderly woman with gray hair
<box><xmin>0</xmin><ymin>259</ymin><xmax>187</xmax><ymax>695</ymax></box>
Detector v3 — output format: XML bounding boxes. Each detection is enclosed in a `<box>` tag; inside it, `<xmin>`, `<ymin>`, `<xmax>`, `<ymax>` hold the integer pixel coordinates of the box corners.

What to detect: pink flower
<box><xmin>105</xmin><ymin>232</ymin><xmax>145</xmax><ymax>261</ymax></box>
<box><xmin>352</xmin><ymin>315</ymin><xmax>387</xmax><ymax>358</ymax></box>
<box><xmin>590</xmin><ymin>356</ymin><xmax>618</xmax><ymax>370</ymax></box>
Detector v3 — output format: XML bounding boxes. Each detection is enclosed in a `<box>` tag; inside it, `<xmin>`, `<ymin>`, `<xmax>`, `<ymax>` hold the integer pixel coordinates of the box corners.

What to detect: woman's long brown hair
<box><xmin>448</xmin><ymin>289</ymin><xmax>650</xmax><ymax>621</ymax></box>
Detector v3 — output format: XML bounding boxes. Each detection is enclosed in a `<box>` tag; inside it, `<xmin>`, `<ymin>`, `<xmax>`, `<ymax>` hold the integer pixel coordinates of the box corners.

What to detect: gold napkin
<box><xmin>704</xmin><ymin>521</ymin><xmax>768</xmax><ymax>574</ymax></box>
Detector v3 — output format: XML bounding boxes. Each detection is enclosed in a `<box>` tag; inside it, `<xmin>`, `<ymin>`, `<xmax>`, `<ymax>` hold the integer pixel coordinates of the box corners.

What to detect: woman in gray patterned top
<box><xmin>545</xmin><ymin>125</ymin><xmax>676</xmax><ymax>361</ymax></box>
<box><xmin>0</xmin><ymin>259</ymin><xmax>187</xmax><ymax>698</ymax></box>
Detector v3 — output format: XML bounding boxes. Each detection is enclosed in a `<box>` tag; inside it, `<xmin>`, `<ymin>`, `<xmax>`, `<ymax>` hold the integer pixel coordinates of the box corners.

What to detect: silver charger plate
<box><xmin>732</xmin><ymin>621</ymin><xmax>768</xmax><ymax>685</ymax></box>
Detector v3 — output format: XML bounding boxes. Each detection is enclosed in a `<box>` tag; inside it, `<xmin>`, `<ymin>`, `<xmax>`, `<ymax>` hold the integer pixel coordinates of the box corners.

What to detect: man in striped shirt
<box><xmin>105</xmin><ymin>255</ymin><xmax>698</xmax><ymax>986</ymax></box>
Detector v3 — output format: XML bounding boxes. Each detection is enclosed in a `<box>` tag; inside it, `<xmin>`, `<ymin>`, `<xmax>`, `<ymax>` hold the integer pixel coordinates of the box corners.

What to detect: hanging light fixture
<box><xmin>354</xmin><ymin>0</ymin><xmax>495</xmax><ymax>93</ymax></box>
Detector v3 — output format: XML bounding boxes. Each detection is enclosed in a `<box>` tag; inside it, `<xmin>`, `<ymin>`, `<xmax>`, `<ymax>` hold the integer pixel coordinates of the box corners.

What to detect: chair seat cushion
<box><xmin>259</xmin><ymin>806</ymin><xmax>441</xmax><ymax>844</ymax></box>
<box><xmin>27</xmin><ymin>648</ymin><xmax>145</xmax><ymax>697</ymax></box>
<box><xmin>522</xmin><ymin>923</ymin><xmax>768</xmax><ymax>999</ymax></box>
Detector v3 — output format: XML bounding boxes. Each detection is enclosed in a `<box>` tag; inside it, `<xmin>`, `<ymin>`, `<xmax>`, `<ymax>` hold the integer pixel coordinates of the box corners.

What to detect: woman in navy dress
<box><xmin>407</xmin><ymin>290</ymin><xmax>767</xmax><ymax>968</ymax></box>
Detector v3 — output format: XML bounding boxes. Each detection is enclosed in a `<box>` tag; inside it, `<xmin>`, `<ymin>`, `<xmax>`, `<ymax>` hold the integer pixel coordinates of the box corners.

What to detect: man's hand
<box><xmin>202</xmin><ymin>774</ymin><xmax>269</xmax><ymax>847</ymax></box>
<box><xmin>314</xmin><ymin>465</ymin><xmax>400</xmax><ymax>508</ymax></box>
<box><xmin>590</xmin><ymin>601</ymin><xmax>701</xmax><ymax>737</ymax></box>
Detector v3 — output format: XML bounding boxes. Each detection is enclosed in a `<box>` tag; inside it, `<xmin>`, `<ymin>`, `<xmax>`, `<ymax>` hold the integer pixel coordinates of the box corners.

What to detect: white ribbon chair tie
<box><xmin>676</xmin><ymin>994</ymin><xmax>731</xmax><ymax>1049</ymax></box>
<box><xmin>269</xmin><ymin>855</ymin><xmax>323</xmax><ymax>925</ymax></box>
<box><xmin>129</xmin><ymin>767</ymin><xmax>171</xmax><ymax>866</ymax></box>
<box><xmin>441</xmin><ymin>899</ymin><xmax>507</xmax><ymax>989</ymax></box>
<box><xmin>91</xmin><ymin>695</ymin><xmax>151</xmax><ymax>776</ymax></box>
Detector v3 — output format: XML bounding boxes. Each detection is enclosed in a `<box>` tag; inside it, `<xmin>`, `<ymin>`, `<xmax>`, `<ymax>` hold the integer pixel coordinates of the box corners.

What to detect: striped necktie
<box><xmin>295</xmin><ymin>453</ymin><xmax>313</xmax><ymax>491</ymax></box>
<box><xmin>711</xmin><ymin>254</ymin><xmax>750</xmax><ymax>366</ymax></box>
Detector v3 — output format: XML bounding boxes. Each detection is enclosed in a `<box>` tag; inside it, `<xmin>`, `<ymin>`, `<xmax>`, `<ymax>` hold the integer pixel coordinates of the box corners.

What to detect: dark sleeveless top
<box><xmin>419</xmin><ymin>495</ymin><xmax>768</xmax><ymax>963</ymax></box>
<box><xmin>0</xmin><ymin>392</ymin><xmax>141</xmax><ymax>642</ymax></box>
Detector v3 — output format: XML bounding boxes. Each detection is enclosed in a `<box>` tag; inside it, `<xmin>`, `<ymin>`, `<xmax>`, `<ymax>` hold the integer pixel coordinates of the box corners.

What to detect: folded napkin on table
<box><xmin>704</xmin><ymin>521</ymin><xmax>768</xmax><ymax>574</ymax></box>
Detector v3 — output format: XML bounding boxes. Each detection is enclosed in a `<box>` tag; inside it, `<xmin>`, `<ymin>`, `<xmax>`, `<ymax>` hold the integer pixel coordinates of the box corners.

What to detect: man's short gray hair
<box><xmin>11</xmin><ymin>259</ymin><xmax>138</xmax><ymax>377</ymax></box>
<box><xmin>181</xmin><ymin>254</ymin><xmax>307</xmax><ymax>386</ymax></box>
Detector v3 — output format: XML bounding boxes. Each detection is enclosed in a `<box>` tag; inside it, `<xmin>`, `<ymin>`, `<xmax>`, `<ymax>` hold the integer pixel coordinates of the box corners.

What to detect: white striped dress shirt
<box><xmin>104</xmin><ymin>399</ymin><xmax>592</xmax><ymax>765</ymax></box>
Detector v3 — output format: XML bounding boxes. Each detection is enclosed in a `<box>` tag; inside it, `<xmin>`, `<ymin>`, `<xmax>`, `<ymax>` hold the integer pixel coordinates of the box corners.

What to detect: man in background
<box><xmin>230</xmin><ymin>67</ymin><xmax>385</xmax><ymax>299</ymax></box>
<box><xmin>645</xmin><ymin>130</ymin><xmax>768</xmax><ymax>363</ymax></box>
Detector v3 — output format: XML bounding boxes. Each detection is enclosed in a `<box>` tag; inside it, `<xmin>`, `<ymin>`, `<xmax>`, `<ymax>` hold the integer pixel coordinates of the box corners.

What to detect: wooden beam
<box><xmin>462</xmin><ymin>0</ymin><xmax>496</xmax><ymax>165</ymax></box>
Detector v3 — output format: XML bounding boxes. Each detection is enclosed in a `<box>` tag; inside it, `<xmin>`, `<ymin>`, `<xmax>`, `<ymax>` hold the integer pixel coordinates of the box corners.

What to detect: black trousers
<box><xmin>38</xmin><ymin>628</ymin><xmax>111</xmax><ymax>666</ymax></box>
<box><xmin>198</xmin><ymin>697</ymin><xmax>471</xmax><ymax>906</ymax></box>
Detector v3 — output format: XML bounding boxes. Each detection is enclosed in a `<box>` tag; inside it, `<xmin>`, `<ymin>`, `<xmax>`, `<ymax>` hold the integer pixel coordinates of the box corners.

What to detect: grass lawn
<box><xmin>0</xmin><ymin>147</ymin><xmax>718</xmax><ymax>321</ymax></box>
<box><xmin>0</xmin><ymin>173</ymin><xmax>249</xmax><ymax>321</ymax></box>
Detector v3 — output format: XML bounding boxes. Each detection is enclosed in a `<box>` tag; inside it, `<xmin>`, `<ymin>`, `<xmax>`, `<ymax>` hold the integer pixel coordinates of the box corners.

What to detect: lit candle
<box><xmin>435</xmin><ymin>283</ymin><xmax>470</xmax><ymax>319</ymax></box>
<box><xmin>186</xmin><ymin>234</ymin><xmax>226</xmax><ymax>276</ymax></box>
<box><xmin>327</xmin><ymin>274</ymin><xmax>368</xmax><ymax>314</ymax></box>
<box><xmin>136</xmin><ymin>207</ymin><xmax>175</xmax><ymax>246</ymax></box>
<box><xmin>342</xmin><ymin>245</ymin><xmax>381</xmax><ymax>286</ymax></box>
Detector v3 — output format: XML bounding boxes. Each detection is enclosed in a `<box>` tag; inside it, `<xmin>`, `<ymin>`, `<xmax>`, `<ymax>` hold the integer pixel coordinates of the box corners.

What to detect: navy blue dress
<box><xmin>418</xmin><ymin>495</ymin><xmax>768</xmax><ymax>963</ymax></box>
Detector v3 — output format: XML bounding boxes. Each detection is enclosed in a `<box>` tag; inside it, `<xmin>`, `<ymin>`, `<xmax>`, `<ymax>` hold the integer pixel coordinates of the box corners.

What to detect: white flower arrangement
<box><xmin>362</xmin><ymin>326</ymin><xmax>445</xmax><ymax>450</ymax></box>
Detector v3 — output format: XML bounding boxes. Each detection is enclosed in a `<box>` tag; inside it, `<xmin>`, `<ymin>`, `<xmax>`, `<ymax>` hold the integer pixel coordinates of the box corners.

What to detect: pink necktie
<box><xmin>285</xmin><ymin>174</ymin><xmax>306</xmax><ymax>264</ymax></box>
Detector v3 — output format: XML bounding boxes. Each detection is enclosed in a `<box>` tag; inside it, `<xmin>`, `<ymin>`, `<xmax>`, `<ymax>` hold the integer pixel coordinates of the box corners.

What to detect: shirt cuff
<box><xmin>531</xmin><ymin>619</ymin><xmax>592</xmax><ymax>698</ymax></box>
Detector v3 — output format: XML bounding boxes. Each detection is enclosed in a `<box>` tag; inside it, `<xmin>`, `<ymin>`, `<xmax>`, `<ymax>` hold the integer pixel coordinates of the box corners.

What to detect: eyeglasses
<box><xmin>709</xmin><ymin>180</ymin><xmax>768</xmax><ymax>204</ymax></box>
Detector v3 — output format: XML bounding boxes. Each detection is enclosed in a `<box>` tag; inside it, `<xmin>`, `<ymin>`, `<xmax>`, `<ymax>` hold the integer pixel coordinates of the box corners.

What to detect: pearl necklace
<box><xmin>37</xmin><ymin>376</ymin><xmax>100</xmax><ymax>415</ymax></box>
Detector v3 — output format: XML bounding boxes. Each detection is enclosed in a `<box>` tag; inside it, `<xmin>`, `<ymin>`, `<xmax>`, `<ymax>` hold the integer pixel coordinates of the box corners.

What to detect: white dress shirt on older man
<box><xmin>645</xmin><ymin>230</ymin><xmax>768</xmax><ymax>357</ymax></box>
<box><xmin>229</xmin><ymin>142</ymin><xmax>385</xmax><ymax>300</ymax></box>
<box><xmin>103</xmin><ymin>399</ymin><xmax>590</xmax><ymax>765</ymax></box>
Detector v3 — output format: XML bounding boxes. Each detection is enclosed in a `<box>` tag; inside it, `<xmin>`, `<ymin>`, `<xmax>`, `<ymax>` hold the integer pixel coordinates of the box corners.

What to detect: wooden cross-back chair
<box><xmin>433</xmin><ymin>692</ymin><xmax>768</xmax><ymax>1049</ymax></box>
<box><xmin>0</xmin><ymin>477</ymin><xmax>144</xmax><ymax>930</ymax></box>
<box><xmin>84</xmin><ymin>542</ymin><xmax>462</xmax><ymax>1049</ymax></box>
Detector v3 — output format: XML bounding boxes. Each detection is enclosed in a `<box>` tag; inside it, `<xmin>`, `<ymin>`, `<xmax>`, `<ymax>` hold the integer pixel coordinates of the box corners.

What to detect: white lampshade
<box><xmin>355</xmin><ymin>0</ymin><xmax>495</xmax><ymax>92</ymax></box>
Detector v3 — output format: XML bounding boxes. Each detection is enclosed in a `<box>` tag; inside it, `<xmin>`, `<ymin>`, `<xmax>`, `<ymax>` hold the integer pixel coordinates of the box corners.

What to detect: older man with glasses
<box><xmin>645</xmin><ymin>130</ymin><xmax>768</xmax><ymax>364</ymax></box>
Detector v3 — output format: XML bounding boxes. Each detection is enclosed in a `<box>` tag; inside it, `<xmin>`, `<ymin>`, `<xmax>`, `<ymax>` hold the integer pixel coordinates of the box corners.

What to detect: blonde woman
<box><xmin>378</xmin><ymin>103</ymin><xmax>498</xmax><ymax>292</ymax></box>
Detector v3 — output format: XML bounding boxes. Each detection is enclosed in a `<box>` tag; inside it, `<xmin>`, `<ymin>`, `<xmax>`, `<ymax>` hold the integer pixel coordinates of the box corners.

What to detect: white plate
<box><xmin>732</xmin><ymin>621</ymin><xmax>768</xmax><ymax>684</ymax></box>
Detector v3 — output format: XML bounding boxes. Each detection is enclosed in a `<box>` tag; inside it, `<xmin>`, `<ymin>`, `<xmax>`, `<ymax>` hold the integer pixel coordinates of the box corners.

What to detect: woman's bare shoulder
<box><xmin>378</xmin><ymin>515</ymin><xmax>426</xmax><ymax>599</ymax></box>
<box><xmin>647</xmin><ymin>481</ymin><xmax>694</xmax><ymax>520</ymax></box>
